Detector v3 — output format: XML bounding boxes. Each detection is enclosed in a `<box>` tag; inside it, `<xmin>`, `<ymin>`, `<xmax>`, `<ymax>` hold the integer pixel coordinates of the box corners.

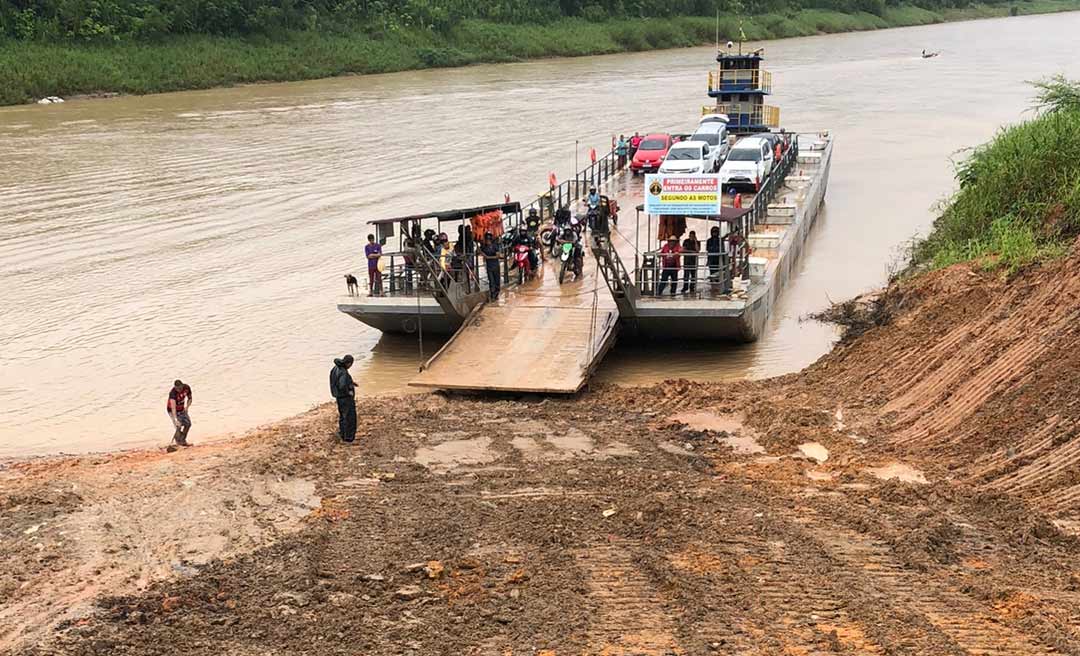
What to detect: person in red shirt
<box><xmin>166</xmin><ymin>379</ymin><xmax>193</xmax><ymax>449</ymax></box>
<box><xmin>629</xmin><ymin>132</ymin><xmax>643</xmax><ymax>158</ymax></box>
<box><xmin>657</xmin><ymin>236</ymin><xmax>682</xmax><ymax>296</ymax></box>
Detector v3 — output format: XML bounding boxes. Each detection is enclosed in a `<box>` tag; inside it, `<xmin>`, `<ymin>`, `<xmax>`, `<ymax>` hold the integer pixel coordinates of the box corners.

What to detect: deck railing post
<box><xmin>389</xmin><ymin>256</ymin><xmax>396</xmax><ymax>293</ymax></box>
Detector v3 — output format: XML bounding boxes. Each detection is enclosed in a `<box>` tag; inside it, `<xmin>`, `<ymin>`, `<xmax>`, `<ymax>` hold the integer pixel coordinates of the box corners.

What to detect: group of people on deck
<box><xmin>655</xmin><ymin>222</ymin><xmax>746</xmax><ymax>296</ymax></box>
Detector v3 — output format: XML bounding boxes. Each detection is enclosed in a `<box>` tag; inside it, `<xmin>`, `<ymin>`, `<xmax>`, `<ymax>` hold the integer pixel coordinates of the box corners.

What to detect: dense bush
<box><xmin>910</xmin><ymin>77</ymin><xmax>1080</xmax><ymax>272</ymax></box>
<box><xmin>0</xmin><ymin>0</ymin><xmax>1021</xmax><ymax>41</ymax></box>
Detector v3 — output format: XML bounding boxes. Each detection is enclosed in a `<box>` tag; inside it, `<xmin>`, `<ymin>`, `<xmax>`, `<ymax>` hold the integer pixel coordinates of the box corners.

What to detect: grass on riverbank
<box><xmin>2</xmin><ymin>0</ymin><xmax>1079</xmax><ymax>106</ymax></box>
<box><xmin>910</xmin><ymin>79</ymin><xmax>1080</xmax><ymax>273</ymax></box>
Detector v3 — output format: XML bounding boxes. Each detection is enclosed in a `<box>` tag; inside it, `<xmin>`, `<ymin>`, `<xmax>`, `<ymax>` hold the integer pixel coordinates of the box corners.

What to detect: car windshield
<box><xmin>639</xmin><ymin>139</ymin><xmax>667</xmax><ymax>150</ymax></box>
<box><xmin>727</xmin><ymin>148</ymin><xmax>760</xmax><ymax>162</ymax></box>
<box><xmin>666</xmin><ymin>147</ymin><xmax>701</xmax><ymax>161</ymax></box>
<box><xmin>692</xmin><ymin>133</ymin><xmax>721</xmax><ymax>146</ymax></box>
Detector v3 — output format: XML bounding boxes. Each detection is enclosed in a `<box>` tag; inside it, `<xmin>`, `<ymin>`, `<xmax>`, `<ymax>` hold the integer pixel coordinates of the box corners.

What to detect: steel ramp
<box><xmin>409</xmin><ymin>240</ymin><xmax>619</xmax><ymax>393</ymax></box>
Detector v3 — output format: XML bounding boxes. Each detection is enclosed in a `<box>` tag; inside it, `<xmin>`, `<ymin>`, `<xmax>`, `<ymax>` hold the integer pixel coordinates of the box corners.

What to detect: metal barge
<box><xmin>337</xmin><ymin>45</ymin><xmax>831</xmax><ymax>391</ymax></box>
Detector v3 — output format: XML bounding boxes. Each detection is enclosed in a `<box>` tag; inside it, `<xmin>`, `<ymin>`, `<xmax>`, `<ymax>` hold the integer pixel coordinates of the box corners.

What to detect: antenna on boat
<box><xmin>715</xmin><ymin>8</ymin><xmax>720</xmax><ymax>54</ymax></box>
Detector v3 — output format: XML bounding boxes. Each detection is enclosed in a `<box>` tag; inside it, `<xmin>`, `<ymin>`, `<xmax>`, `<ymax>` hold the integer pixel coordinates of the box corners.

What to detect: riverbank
<box><xmin>7</xmin><ymin>237</ymin><xmax>1080</xmax><ymax>652</ymax></box>
<box><xmin>3</xmin><ymin>0</ymin><xmax>1079</xmax><ymax>106</ymax></box>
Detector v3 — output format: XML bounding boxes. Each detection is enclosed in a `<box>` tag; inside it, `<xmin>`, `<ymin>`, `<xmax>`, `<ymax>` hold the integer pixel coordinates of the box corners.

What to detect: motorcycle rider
<box><xmin>587</xmin><ymin>187</ymin><xmax>600</xmax><ymax>211</ymax></box>
<box><xmin>554</xmin><ymin>205</ymin><xmax>571</xmax><ymax>229</ymax></box>
<box><xmin>556</xmin><ymin>226</ymin><xmax>584</xmax><ymax>280</ymax></box>
<box><xmin>525</xmin><ymin>207</ymin><xmax>542</xmax><ymax>235</ymax></box>
<box><xmin>511</xmin><ymin>225</ymin><xmax>539</xmax><ymax>274</ymax></box>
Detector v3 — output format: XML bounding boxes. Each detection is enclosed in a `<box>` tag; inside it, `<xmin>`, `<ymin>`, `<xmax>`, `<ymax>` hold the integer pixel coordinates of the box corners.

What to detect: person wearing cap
<box><xmin>657</xmin><ymin>235</ymin><xmax>682</xmax><ymax>296</ymax></box>
<box><xmin>166</xmin><ymin>379</ymin><xmax>193</xmax><ymax>449</ymax></box>
<box><xmin>329</xmin><ymin>355</ymin><xmax>358</xmax><ymax>443</ymax></box>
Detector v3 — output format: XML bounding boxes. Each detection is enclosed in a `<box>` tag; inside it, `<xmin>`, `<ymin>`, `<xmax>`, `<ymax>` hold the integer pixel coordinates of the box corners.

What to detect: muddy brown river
<box><xmin>3</xmin><ymin>13</ymin><xmax>1079</xmax><ymax>457</ymax></box>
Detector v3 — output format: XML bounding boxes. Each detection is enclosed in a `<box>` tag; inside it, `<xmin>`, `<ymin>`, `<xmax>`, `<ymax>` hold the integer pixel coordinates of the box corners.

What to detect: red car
<box><xmin>630</xmin><ymin>133</ymin><xmax>673</xmax><ymax>174</ymax></box>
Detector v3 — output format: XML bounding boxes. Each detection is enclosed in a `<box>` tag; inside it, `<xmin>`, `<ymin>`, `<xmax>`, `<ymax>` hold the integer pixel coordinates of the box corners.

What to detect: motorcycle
<box><xmin>557</xmin><ymin>240</ymin><xmax>582</xmax><ymax>284</ymax></box>
<box><xmin>512</xmin><ymin>243</ymin><xmax>533</xmax><ymax>284</ymax></box>
<box><xmin>539</xmin><ymin>223</ymin><xmax>558</xmax><ymax>257</ymax></box>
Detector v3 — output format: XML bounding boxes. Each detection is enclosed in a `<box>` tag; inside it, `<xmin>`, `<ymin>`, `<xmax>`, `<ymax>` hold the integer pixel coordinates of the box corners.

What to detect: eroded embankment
<box><xmin>5</xmin><ymin>250</ymin><xmax>1080</xmax><ymax>655</ymax></box>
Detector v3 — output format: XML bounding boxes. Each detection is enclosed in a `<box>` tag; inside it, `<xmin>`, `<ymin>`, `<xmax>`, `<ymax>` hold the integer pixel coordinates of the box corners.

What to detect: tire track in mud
<box><xmin>577</xmin><ymin>538</ymin><xmax>683</xmax><ymax>655</ymax></box>
<box><xmin>791</xmin><ymin>511</ymin><xmax>1064</xmax><ymax>655</ymax></box>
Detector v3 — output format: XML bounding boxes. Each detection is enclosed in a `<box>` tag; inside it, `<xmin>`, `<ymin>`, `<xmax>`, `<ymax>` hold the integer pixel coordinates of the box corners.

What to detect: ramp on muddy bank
<box><xmin>409</xmin><ymin>239</ymin><xmax>620</xmax><ymax>393</ymax></box>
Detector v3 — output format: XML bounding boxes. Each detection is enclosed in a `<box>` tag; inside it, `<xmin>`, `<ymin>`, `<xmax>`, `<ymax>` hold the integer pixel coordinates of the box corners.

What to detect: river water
<box><xmin>3</xmin><ymin>13</ymin><xmax>1079</xmax><ymax>457</ymax></box>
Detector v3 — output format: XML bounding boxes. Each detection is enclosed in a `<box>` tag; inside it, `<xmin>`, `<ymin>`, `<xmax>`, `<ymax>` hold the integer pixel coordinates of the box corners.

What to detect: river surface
<box><xmin>3</xmin><ymin>13</ymin><xmax>1079</xmax><ymax>457</ymax></box>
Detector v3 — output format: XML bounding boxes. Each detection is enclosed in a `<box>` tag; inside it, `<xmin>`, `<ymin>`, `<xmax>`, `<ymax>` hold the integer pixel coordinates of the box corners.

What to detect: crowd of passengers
<box><xmin>361</xmin><ymin>189</ymin><xmax>607</xmax><ymax>299</ymax></box>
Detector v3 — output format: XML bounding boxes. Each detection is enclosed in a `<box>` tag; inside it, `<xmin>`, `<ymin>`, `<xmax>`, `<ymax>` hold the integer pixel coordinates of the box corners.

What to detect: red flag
<box><xmin>589</xmin><ymin>148</ymin><xmax>597</xmax><ymax>163</ymax></box>
<box><xmin>548</xmin><ymin>172</ymin><xmax>557</xmax><ymax>187</ymax></box>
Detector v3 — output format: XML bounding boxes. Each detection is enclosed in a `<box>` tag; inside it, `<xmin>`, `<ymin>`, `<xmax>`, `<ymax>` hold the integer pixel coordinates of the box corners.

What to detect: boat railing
<box><xmin>515</xmin><ymin>143</ymin><xmax>625</xmax><ymax>229</ymax></box>
<box><xmin>368</xmin><ymin>243</ymin><xmax>526</xmax><ymax>298</ymax></box>
<box><xmin>708</xmin><ymin>69</ymin><xmax>772</xmax><ymax>94</ymax></box>
<box><xmin>617</xmin><ymin>133</ymin><xmax>800</xmax><ymax>296</ymax></box>
<box><xmin>634</xmin><ymin>252</ymin><xmax>737</xmax><ymax>297</ymax></box>
<box><xmin>701</xmin><ymin>103</ymin><xmax>781</xmax><ymax>129</ymax></box>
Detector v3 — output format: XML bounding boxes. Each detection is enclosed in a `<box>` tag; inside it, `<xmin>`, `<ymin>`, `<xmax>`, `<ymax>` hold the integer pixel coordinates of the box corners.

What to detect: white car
<box><xmin>718</xmin><ymin>137</ymin><xmax>774</xmax><ymax>190</ymax></box>
<box><xmin>699</xmin><ymin>113</ymin><xmax>730</xmax><ymax>126</ymax></box>
<box><xmin>691</xmin><ymin>122</ymin><xmax>731</xmax><ymax>161</ymax></box>
<box><xmin>658</xmin><ymin>141</ymin><xmax>721</xmax><ymax>174</ymax></box>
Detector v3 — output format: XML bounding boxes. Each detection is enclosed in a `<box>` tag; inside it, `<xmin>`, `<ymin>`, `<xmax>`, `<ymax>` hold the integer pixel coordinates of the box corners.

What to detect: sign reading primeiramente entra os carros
<box><xmin>643</xmin><ymin>174</ymin><xmax>722</xmax><ymax>215</ymax></box>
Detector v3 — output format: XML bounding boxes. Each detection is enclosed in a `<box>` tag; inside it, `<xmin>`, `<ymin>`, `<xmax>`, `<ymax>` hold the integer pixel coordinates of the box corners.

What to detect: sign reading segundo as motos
<box><xmin>643</xmin><ymin>174</ymin><xmax>723</xmax><ymax>216</ymax></box>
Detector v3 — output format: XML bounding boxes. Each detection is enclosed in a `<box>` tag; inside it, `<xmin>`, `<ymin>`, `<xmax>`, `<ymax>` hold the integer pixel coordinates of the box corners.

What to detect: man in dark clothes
<box><xmin>706</xmin><ymin>225</ymin><xmax>727</xmax><ymax>292</ymax></box>
<box><xmin>166</xmin><ymin>379</ymin><xmax>193</xmax><ymax>449</ymax></box>
<box><xmin>329</xmin><ymin>355</ymin><xmax>358</xmax><ymax>443</ymax></box>
<box><xmin>480</xmin><ymin>232</ymin><xmax>501</xmax><ymax>301</ymax></box>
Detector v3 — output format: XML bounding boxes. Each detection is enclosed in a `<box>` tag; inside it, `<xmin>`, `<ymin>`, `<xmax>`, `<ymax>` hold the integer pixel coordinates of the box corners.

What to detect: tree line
<box><xmin>0</xmin><ymin>0</ymin><xmax>1014</xmax><ymax>41</ymax></box>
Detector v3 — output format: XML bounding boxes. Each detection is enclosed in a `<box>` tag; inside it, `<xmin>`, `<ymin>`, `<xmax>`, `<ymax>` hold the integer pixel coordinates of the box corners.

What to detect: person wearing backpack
<box><xmin>329</xmin><ymin>355</ymin><xmax>358</xmax><ymax>443</ymax></box>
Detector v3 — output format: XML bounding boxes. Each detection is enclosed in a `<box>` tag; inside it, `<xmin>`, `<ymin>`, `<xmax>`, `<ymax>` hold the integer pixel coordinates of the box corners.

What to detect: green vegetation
<box><xmin>1</xmin><ymin>0</ymin><xmax>1079</xmax><ymax>105</ymax></box>
<box><xmin>910</xmin><ymin>76</ymin><xmax>1080</xmax><ymax>273</ymax></box>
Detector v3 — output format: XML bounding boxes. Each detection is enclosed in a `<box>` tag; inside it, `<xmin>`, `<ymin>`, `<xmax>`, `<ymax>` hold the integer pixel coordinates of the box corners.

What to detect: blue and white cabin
<box><xmin>705</xmin><ymin>50</ymin><xmax>780</xmax><ymax>134</ymax></box>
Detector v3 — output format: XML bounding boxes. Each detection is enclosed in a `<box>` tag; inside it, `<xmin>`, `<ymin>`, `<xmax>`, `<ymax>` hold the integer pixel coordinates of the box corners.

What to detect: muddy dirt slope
<box><xmin>5</xmin><ymin>251</ymin><xmax>1080</xmax><ymax>655</ymax></box>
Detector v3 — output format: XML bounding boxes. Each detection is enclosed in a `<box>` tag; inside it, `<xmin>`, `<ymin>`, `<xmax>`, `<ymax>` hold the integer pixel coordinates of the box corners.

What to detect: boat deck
<box><xmin>408</xmin><ymin>237</ymin><xmax>620</xmax><ymax>394</ymax></box>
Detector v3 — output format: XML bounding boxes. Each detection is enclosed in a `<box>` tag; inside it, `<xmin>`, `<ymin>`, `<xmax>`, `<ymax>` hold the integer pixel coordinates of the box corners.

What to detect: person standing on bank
<box><xmin>330</xmin><ymin>355</ymin><xmax>358</xmax><ymax>443</ymax></box>
<box><xmin>167</xmin><ymin>379</ymin><xmax>193</xmax><ymax>449</ymax></box>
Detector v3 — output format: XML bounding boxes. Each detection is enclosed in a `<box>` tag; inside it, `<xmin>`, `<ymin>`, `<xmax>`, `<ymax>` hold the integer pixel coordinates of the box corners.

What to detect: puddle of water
<box><xmin>721</xmin><ymin>434</ymin><xmax>766</xmax><ymax>455</ymax></box>
<box><xmin>546</xmin><ymin>428</ymin><xmax>595</xmax><ymax>456</ymax></box>
<box><xmin>797</xmin><ymin>442</ymin><xmax>829</xmax><ymax>464</ymax></box>
<box><xmin>414</xmin><ymin>436</ymin><xmax>496</xmax><ymax>473</ymax></box>
<box><xmin>864</xmin><ymin>462</ymin><xmax>928</xmax><ymax>484</ymax></box>
<box><xmin>670</xmin><ymin>410</ymin><xmax>764</xmax><ymax>455</ymax></box>
<box><xmin>670</xmin><ymin>410</ymin><xmax>745</xmax><ymax>433</ymax></box>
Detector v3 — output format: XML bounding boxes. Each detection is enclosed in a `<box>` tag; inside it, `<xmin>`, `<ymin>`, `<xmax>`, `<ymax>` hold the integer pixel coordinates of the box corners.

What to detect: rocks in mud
<box><xmin>394</xmin><ymin>585</ymin><xmax>423</xmax><ymax>600</ymax></box>
<box><xmin>271</xmin><ymin>591</ymin><xmax>310</xmax><ymax>607</ymax></box>
<box><xmin>362</xmin><ymin>573</ymin><xmax>386</xmax><ymax>582</ymax></box>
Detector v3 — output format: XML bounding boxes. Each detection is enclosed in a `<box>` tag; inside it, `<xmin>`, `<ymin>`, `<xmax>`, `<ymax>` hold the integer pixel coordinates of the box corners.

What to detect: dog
<box><xmin>345</xmin><ymin>274</ymin><xmax>359</xmax><ymax>296</ymax></box>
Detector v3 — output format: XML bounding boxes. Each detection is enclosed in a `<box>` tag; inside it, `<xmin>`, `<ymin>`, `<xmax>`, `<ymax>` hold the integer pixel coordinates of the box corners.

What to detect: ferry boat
<box><xmin>339</xmin><ymin>45</ymin><xmax>832</xmax><ymax>352</ymax></box>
